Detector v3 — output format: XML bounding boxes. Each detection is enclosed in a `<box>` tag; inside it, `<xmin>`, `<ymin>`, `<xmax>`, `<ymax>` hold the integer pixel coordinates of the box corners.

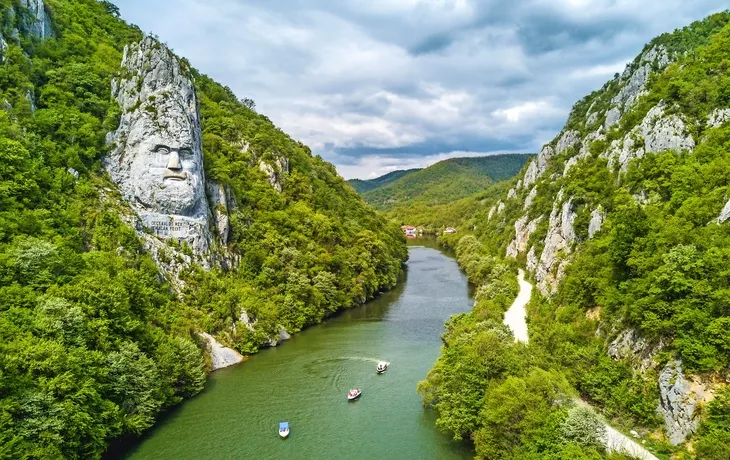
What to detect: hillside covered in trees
<box><xmin>351</xmin><ymin>154</ymin><xmax>532</xmax><ymax>211</ymax></box>
<box><xmin>0</xmin><ymin>1</ymin><xmax>406</xmax><ymax>458</ymax></box>
<box><xmin>347</xmin><ymin>168</ymin><xmax>420</xmax><ymax>194</ymax></box>
<box><xmin>420</xmin><ymin>11</ymin><xmax>730</xmax><ymax>460</ymax></box>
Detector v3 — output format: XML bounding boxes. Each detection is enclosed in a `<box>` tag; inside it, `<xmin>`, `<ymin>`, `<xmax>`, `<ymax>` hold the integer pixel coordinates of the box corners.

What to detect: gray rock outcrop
<box><xmin>535</xmin><ymin>196</ymin><xmax>576</xmax><ymax>294</ymax></box>
<box><xmin>719</xmin><ymin>199</ymin><xmax>730</xmax><ymax>224</ymax></box>
<box><xmin>19</xmin><ymin>0</ymin><xmax>54</xmax><ymax>40</ymax></box>
<box><xmin>259</xmin><ymin>157</ymin><xmax>289</xmax><ymax>193</ymax></box>
<box><xmin>524</xmin><ymin>186</ymin><xmax>537</xmax><ymax>210</ymax></box>
<box><xmin>526</xmin><ymin>246</ymin><xmax>538</xmax><ymax>272</ymax></box>
<box><xmin>557</xmin><ymin>130</ymin><xmax>581</xmax><ymax>154</ymax></box>
<box><xmin>488</xmin><ymin>206</ymin><xmax>497</xmax><ymax>221</ymax></box>
<box><xmin>607</xmin><ymin>329</ymin><xmax>663</xmax><ymax>373</ymax></box>
<box><xmin>506</xmin><ymin>215</ymin><xmax>543</xmax><ymax>258</ymax></box>
<box><xmin>641</xmin><ymin>103</ymin><xmax>695</xmax><ymax>154</ymax></box>
<box><xmin>604</xmin><ymin>45</ymin><xmax>671</xmax><ymax>129</ymax></box>
<box><xmin>605</xmin><ymin>107</ymin><xmax>622</xmax><ymax>130</ymax></box>
<box><xmin>507</xmin><ymin>187</ymin><xmax>517</xmax><ymax>200</ymax></box>
<box><xmin>657</xmin><ymin>360</ymin><xmax>713</xmax><ymax>445</ymax></box>
<box><xmin>200</xmin><ymin>332</ymin><xmax>243</xmax><ymax>370</ymax></box>
<box><xmin>588</xmin><ymin>207</ymin><xmax>605</xmax><ymax>238</ymax></box>
<box><xmin>708</xmin><ymin>108</ymin><xmax>730</xmax><ymax>128</ymax></box>
<box><xmin>522</xmin><ymin>145</ymin><xmax>555</xmax><ymax>190</ymax></box>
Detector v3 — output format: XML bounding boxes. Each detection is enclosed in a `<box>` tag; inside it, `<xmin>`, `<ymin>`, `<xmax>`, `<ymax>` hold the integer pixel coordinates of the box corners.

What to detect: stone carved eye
<box><xmin>178</xmin><ymin>148</ymin><xmax>192</xmax><ymax>158</ymax></box>
<box><xmin>154</xmin><ymin>145</ymin><xmax>170</xmax><ymax>155</ymax></box>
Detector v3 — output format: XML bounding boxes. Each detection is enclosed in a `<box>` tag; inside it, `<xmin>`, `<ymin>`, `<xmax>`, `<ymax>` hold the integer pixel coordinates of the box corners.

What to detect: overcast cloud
<box><xmin>115</xmin><ymin>0</ymin><xmax>726</xmax><ymax>179</ymax></box>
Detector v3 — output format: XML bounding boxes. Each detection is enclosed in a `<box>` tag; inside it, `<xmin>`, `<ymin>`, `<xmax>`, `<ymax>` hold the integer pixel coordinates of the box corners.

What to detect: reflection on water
<box><xmin>118</xmin><ymin>244</ymin><xmax>474</xmax><ymax>460</ymax></box>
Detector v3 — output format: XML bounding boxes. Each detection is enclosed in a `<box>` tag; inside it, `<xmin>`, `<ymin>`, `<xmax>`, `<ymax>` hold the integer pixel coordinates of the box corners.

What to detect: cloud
<box><xmin>116</xmin><ymin>0</ymin><xmax>728</xmax><ymax>178</ymax></box>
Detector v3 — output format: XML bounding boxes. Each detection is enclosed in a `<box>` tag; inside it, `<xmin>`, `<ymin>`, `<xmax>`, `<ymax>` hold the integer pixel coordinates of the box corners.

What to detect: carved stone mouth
<box><xmin>163</xmin><ymin>170</ymin><xmax>187</xmax><ymax>181</ymax></box>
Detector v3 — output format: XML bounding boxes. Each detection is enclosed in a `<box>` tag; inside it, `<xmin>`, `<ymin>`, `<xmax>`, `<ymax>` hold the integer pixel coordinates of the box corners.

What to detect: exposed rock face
<box><xmin>535</xmin><ymin>196</ymin><xmax>576</xmax><ymax>294</ymax></box>
<box><xmin>588</xmin><ymin>207</ymin><xmax>605</xmax><ymax>238</ymax></box>
<box><xmin>200</xmin><ymin>332</ymin><xmax>243</xmax><ymax>370</ymax></box>
<box><xmin>708</xmin><ymin>108</ymin><xmax>730</xmax><ymax>128</ymax></box>
<box><xmin>719</xmin><ymin>199</ymin><xmax>730</xmax><ymax>224</ymax></box>
<box><xmin>526</xmin><ymin>246</ymin><xmax>538</xmax><ymax>272</ymax></box>
<box><xmin>0</xmin><ymin>36</ymin><xmax>7</xmax><ymax>63</ymax></box>
<box><xmin>604</xmin><ymin>103</ymin><xmax>694</xmax><ymax>172</ymax></box>
<box><xmin>488</xmin><ymin>206</ymin><xmax>496</xmax><ymax>221</ymax></box>
<box><xmin>524</xmin><ymin>186</ymin><xmax>537</xmax><ymax>210</ymax></box>
<box><xmin>641</xmin><ymin>103</ymin><xmax>695</xmax><ymax>154</ymax></box>
<box><xmin>605</xmin><ymin>107</ymin><xmax>622</xmax><ymax>130</ymax></box>
<box><xmin>266</xmin><ymin>326</ymin><xmax>291</xmax><ymax>347</ymax></box>
<box><xmin>259</xmin><ymin>157</ymin><xmax>289</xmax><ymax>193</ymax></box>
<box><xmin>565</xmin><ymin>130</ymin><xmax>605</xmax><ymax>176</ymax></box>
<box><xmin>657</xmin><ymin>360</ymin><xmax>713</xmax><ymax>445</ymax></box>
<box><xmin>556</xmin><ymin>130</ymin><xmax>580</xmax><ymax>154</ymax></box>
<box><xmin>522</xmin><ymin>145</ymin><xmax>555</xmax><ymax>190</ymax></box>
<box><xmin>586</xmin><ymin>111</ymin><xmax>599</xmax><ymax>127</ymax></box>
<box><xmin>106</xmin><ymin>37</ymin><xmax>214</xmax><ymax>264</ymax></box>
<box><xmin>604</xmin><ymin>45</ymin><xmax>671</xmax><ymax>129</ymax></box>
<box><xmin>507</xmin><ymin>187</ymin><xmax>517</xmax><ymax>200</ymax></box>
<box><xmin>206</xmin><ymin>181</ymin><xmax>231</xmax><ymax>245</ymax></box>
<box><xmin>496</xmin><ymin>201</ymin><xmax>505</xmax><ymax>214</ymax></box>
<box><xmin>19</xmin><ymin>0</ymin><xmax>54</xmax><ymax>40</ymax></box>
<box><xmin>607</xmin><ymin>329</ymin><xmax>663</xmax><ymax>373</ymax></box>
<box><xmin>506</xmin><ymin>215</ymin><xmax>543</xmax><ymax>258</ymax></box>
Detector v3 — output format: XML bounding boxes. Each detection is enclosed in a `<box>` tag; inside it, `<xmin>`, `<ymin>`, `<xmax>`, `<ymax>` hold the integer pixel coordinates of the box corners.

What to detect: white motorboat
<box><xmin>376</xmin><ymin>361</ymin><xmax>389</xmax><ymax>374</ymax></box>
<box><xmin>279</xmin><ymin>421</ymin><xmax>289</xmax><ymax>438</ymax></box>
<box><xmin>347</xmin><ymin>388</ymin><xmax>362</xmax><ymax>401</ymax></box>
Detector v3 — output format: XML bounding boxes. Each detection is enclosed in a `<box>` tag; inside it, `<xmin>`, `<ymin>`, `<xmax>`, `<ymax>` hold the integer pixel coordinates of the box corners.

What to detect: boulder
<box><xmin>200</xmin><ymin>332</ymin><xmax>243</xmax><ymax>371</ymax></box>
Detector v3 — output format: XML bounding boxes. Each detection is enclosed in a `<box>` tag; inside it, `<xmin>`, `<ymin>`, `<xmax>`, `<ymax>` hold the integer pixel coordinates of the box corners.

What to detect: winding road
<box><xmin>504</xmin><ymin>270</ymin><xmax>659</xmax><ymax>460</ymax></box>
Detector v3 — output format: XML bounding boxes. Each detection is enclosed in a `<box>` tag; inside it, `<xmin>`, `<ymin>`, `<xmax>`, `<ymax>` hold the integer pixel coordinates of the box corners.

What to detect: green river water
<box><xmin>120</xmin><ymin>239</ymin><xmax>474</xmax><ymax>460</ymax></box>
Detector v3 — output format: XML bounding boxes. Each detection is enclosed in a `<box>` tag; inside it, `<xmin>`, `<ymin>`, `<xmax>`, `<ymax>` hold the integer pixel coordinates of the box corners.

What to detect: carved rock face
<box><xmin>108</xmin><ymin>36</ymin><xmax>207</xmax><ymax>218</ymax></box>
<box><xmin>106</xmin><ymin>37</ymin><xmax>214</xmax><ymax>263</ymax></box>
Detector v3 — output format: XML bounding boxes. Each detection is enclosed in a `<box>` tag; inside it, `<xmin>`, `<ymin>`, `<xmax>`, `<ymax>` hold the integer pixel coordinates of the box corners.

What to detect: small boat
<box><xmin>376</xmin><ymin>361</ymin><xmax>389</xmax><ymax>374</ymax></box>
<box><xmin>347</xmin><ymin>388</ymin><xmax>362</xmax><ymax>401</ymax></box>
<box><xmin>279</xmin><ymin>421</ymin><xmax>289</xmax><ymax>438</ymax></box>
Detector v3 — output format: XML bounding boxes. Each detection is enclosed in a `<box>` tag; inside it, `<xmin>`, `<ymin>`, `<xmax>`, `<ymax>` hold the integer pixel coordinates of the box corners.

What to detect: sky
<box><xmin>115</xmin><ymin>0</ymin><xmax>727</xmax><ymax>179</ymax></box>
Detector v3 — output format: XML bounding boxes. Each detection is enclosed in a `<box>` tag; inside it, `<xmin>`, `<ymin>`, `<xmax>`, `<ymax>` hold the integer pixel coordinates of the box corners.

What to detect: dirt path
<box><xmin>504</xmin><ymin>271</ymin><xmax>660</xmax><ymax>460</ymax></box>
<box><xmin>503</xmin><ymin>269</ymin><xmax>531</xmax><ymax>343</ymax></box>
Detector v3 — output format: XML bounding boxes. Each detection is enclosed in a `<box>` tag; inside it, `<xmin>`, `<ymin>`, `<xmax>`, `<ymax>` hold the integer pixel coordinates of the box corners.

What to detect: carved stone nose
<box><xmin>167</xmin><ymin>151</ymin><xmax>182</xmax><ymax>170</ymax></box>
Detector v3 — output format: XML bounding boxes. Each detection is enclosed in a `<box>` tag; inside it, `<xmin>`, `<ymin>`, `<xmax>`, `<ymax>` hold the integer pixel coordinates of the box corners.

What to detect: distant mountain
<box><xmin>355</xmin><ymin>154</ymin><xmax>533</xmax><ymax>210</ymax></box>
<box><xmin>347</xmin><ymin>168</ymin><xmax>421</xmax><ymax>193</ymax></box>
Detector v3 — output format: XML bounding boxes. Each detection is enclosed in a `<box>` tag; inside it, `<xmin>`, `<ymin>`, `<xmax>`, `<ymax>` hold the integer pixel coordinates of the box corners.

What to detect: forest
<box><xmin>0</xmin><ymin>0</ymin><xmax>406</xmax><ymax>458</ymax></box>
<box><xmin>418</xmin><ymin>11</ymin><xmax>730</xmax><ymax>460</ymax></box>
<box><xmin>352</xmin><ymin>154</ymin><xmax>532</xmax><ymax>211</ymax></box>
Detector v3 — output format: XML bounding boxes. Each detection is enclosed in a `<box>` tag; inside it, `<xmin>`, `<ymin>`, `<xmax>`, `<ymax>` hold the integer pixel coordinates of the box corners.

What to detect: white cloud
<box><xmin>115</xmin><ymin>0</ymin><xmax>728</xmax><ymax>179</ymax></box>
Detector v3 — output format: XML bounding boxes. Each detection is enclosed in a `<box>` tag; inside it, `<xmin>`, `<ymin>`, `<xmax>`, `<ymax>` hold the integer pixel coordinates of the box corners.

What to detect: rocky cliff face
<box><xmin>491</xmin><ymin>20</ymin><xmax>730</xmax><ymax>445</ymax></box>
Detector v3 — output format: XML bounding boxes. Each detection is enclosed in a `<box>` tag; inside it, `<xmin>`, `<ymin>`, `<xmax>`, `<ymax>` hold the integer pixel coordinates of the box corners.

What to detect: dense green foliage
<box><xmin>346</xmin><ymin>168</ymin><xmax>420</xmax><ymax>194</ymax></box>
<box><xmin>420</xmin><ymin>11</ymin><xmax>730</xmax><ymax>459</ymax></box>
<box><xmin>356</xmin><ymin>154</ymin><xmax>532</xmax><ymax>211</ymax></box>
<box><xmin>0</xmin><ymin>1</ymin><xmax>406</xmax><ymax>458</ymax></box>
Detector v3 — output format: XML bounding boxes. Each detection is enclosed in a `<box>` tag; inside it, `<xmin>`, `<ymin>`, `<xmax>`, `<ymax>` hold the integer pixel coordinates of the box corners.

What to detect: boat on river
<box><xmin>376</xmin><ymin>361</ymin><xmax>389</xmax><ymax>374</ymax></box>
<box><xmin>279</xmin><ymin>422</ymin><xmax>289</xmax><ymax>438</ymax></box>
<box><xmin>347</xmin><ymin>388</ymin><xmax>361</xmax><ymax>401</ymax></box>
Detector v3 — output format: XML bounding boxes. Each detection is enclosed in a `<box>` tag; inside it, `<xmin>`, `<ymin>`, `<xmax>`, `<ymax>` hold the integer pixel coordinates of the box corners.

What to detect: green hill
<box><xmin>357</xmin><ymin>154</ymin><xmax>532</xmax><ymax>210</ymax></box>
<box><xmin>420</xmin><ymin>11</ymin><xmax>730</xmax><ymax>459</ymax></box>
<box><xmin>347</xmin><ymin>168</ymin><xmax>421</xmax><ymax>193</ymax></box>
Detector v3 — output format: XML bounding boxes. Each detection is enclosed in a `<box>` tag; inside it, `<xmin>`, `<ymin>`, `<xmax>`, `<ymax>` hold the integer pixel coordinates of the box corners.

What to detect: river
<box><xmin>119</xmin><ymin>239</ymin><xmax>475</xmax><ymax>460</ymax></box>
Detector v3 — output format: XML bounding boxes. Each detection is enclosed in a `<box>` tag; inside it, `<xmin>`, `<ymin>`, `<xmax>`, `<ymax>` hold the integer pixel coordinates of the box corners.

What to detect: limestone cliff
<box><xmin>491</xmin><ymin>16</ymin><xmax>730</xmax><ymax>447</ymax></box>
